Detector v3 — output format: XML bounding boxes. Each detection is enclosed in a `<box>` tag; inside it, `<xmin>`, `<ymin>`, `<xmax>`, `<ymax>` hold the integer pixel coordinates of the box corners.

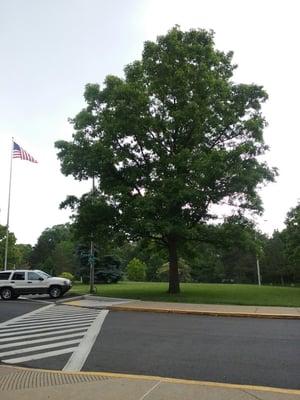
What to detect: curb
<box><xmin>55</xmin><ymin>295</ymin><xmax>86</xmax><ymax>304</ymax></box>
<box><xmin>1</xmin><ymin>365</ymin><xmax>300</xmax><ymax>396</ymax></box>
<box><xmin>58</xmin><ymin>296</ymin><xmax>300</xmax><ymax>320</ymax></box>
<box><xmin>62</xmin><ymin>303</ymin><xmax>106</xmax><ymax>310</ymax></box>
<box><xmin>107</xmin><ymin>305</ymin><xmax>300</xmax><ymax>320</ymax></box>
<box><xmin>83</xmin><ymin>294</ymin><xmax>134</xmax><ymax>302</ymax></box>
<box><xmin>63</xmin><ymin>298</ymin><xmax>135</xmax><ymax>311</ymax></box>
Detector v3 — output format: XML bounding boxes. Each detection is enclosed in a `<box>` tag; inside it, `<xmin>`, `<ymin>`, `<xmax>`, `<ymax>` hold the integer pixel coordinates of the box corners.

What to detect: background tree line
<box><xmin>2</xmin><ymin>201</ymin><xmax>300</xmax><ymax>285</ymax></box>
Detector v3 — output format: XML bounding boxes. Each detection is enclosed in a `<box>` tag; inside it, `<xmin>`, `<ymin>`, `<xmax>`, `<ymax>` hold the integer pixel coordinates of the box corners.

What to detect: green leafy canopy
<box><xmin>55</xmin><ymin>26</ymin><xmax>276</xmax><ymax>292</ymax></box>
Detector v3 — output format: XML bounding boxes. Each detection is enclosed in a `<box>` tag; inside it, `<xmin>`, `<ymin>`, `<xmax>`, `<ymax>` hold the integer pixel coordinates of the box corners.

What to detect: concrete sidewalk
<box><xmin>1</xmin><ymin>365</ymin><xmax>300</xmax><ymax>400</ymax></box>
<box><xmin>64</xmin><ymin>295</ymin><xmax>300</xmax><ymax>319</ymax></box>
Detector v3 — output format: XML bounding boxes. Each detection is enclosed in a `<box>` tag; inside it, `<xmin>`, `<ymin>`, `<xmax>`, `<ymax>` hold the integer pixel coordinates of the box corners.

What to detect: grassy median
<box><xmin>70</xmin><ymin>281</ymin><xmax>300</xmax><ymax>307</ymax></box>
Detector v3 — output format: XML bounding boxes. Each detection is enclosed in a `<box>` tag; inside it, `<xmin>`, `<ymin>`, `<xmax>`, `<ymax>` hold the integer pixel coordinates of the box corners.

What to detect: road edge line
<box><xmin>62</xmin><ymin>310</ymin><xmax>109</xmax><ymax>371</ymax></box>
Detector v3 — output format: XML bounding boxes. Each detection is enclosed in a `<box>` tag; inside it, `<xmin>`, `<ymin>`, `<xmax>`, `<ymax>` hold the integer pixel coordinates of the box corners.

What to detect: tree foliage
<box><xmin>14</xmin><ymin>244</ymin><xmax>33</xmax><ymax>268</ymax></box>
<box><xmin>0</xmin><ymin>225</ymin><xmax>18</xmax><ymax>269</ymax></box>
<box><xmin>277</xmin><ymin>203</ymin><xmax>300</xmax><ymax>282</ymax></box>
<box><xmin>30</xmin><ymin>224</ymin><xmax>78</xmax><ymax>275</ymax></box>
<box><xmin>77</xmin><ymin>243</ymin><xmax>122</xmax><ymax>283</ymax></box>
<box><xmin>126</xmin><ymin>257</ymin><xmax>147</xmax><ymax>281</ymax></box>
<box><xmin>59</xmin><ymin>272</ymin><xmax>75</xmax><ymax>281</ymax></box>
<box><xmin>56</xmin><ymin>26</ymin><xmax>276</xmax><ymax>293</ymax></box>
<box><xmin>261</xmin><ymin>231</ymin><xmax>288</xmax><ymax>285</ymax></box>
<box><xmin>158</xmin><ymin>258</ymin><xmax>191</xmax><ymax>282</ymax></box>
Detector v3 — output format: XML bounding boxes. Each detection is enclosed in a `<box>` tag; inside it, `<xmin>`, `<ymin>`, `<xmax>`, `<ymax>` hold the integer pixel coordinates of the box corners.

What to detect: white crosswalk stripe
<box><xmin>10</xmin><ymin>316</ymin><xmax>97</xmax><ymax>327</ymax></box>
<box><xmin>0</xmin><ymin>304</ymin><xmax>108</xmax><ymax>369</ymax></box>
<box><xmin>1</xmin><ymin>316</ymin><xmax>97</xmax><ymax>330</ymax></box>
<box><xmin>16</xmin><ymin>314</ymin><xmax>100</xmax><ymax>324</ymax></box>
<box><xmin>0</xmin><ymin>338</ymin><xmax>82</xmax><ymax>357</ymax></box>
<box><xmin>0</xmin><ymin>322</ymin><xmax>92</xmax><ymax>337</ymax></box>
<box><xmin>4</xmin><ymin>347</ymin><xmax>78</xmax><ymax>364</ymax></box>
<box><xmin>0</xmin><ymin>326</ymin><xmax>91</xmax><ymax>343</ymax></box>
<box><xmin>0</xmin><ymin>332</ymin><xmax>86</xmax><ymax>349</ymax></box>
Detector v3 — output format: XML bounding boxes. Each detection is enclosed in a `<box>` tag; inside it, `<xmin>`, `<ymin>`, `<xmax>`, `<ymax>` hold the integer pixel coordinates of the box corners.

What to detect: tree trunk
<box><xmin>167</xmin><ymin>237</ymin><xmax>180</xmax><ymax>294</ymax></box>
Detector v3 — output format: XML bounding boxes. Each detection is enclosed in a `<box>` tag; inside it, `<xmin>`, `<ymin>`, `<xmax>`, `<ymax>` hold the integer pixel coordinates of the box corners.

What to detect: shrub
<box><xmin>127</xmin><ymin>258</ymin><xmax>147</xmax><ymax>281</ymax></box>
<box><xmin>59</xmin><ymin>272</ymin><xmax>75</xmax><ymax>282</ymax></box>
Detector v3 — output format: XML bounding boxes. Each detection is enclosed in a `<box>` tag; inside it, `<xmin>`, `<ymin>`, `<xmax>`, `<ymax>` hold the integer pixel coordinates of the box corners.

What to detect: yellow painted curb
<box><xmin>63</xmin><ymin>301</ymin><xmax>300</xmax><ymax>320</ymax></box>
<box><xmin>108</xmin><ymin>305</ymin><xmax>300</xmax><ymax>320</ymax></box>
<box><xmin>65</xmin><ymin>301</ymin><xmax>83</xmax><ymax>306</ymax></box>
<box><xmin>5</xmin><ymin>365</ymin><xmax>300</xmax><ymax>396</ymax></box>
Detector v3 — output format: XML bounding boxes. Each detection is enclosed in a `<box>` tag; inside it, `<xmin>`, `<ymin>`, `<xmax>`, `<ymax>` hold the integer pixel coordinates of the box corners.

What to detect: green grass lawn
<box><xmin>70</xmin><ymin>281</ymin><xmax>300</xmax><ymax>307</ymax></box>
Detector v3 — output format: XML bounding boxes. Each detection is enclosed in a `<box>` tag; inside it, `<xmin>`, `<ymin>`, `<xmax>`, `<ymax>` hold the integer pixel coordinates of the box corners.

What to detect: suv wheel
<box><xmin>49</xmin><ymin>285</ymin><xmax>62</xmax><ymax>299</ymax></box>
<box><xmin>0</xmin><ymin>287</ymin><xmax>13</xmax><ymax>300</ymax></box>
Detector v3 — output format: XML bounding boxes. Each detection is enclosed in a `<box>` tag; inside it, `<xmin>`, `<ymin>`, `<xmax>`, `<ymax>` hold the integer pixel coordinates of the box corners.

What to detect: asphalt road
<box><xmin>0</xmin><ymin>301</ymin><xmax>299</xmax><ymax>389</ymax></box>
<box><xmin>0</xmin><ymin>293</ymin><xmax>81</xmax><ymax>324</ymax></box>
<box><xmin>0</xmin><ymin>298</ymin><xmax>45</xmax><ymax>324</ymax></box>
<box><xmin>86</xmin><ymin>311</ymin><xmax>300</xmax><ymax>389</ymax></box>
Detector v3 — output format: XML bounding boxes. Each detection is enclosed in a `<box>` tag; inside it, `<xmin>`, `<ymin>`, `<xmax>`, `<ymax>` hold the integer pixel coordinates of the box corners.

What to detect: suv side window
<box><xmin>0</xmin><ymin>272</ymin><xmax>11</xmax><ymax>280</ymax></box>
<box><xmin>28</xmin><ymin>272</ymin><xmax>42</xmax><ymax>280</ymax></box>
<box><xmin>12</xmin><ymin>272</ymin><xmax>25</xmax><ymax>280</ymax></box>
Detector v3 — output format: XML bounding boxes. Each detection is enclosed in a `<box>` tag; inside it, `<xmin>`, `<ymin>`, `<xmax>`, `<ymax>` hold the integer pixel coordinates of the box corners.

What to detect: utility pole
<box><xmin>255</xmin><ymin>231</ymin><xmax>262</xmax><ymax>286</ymax></box>
<box><xmin>89</xmin><ymin>176</ymin><xmax>96</xmax><ymax>294</ymax></box>
<box><xmin>89</xmin><ymin>239</ymin><xmax>95</xmax><ymax>294</ymax></box>
<box><xmin>256</xmin><ymin>254</ymin><xmax>261</xmax><ymax>286</ymax></box>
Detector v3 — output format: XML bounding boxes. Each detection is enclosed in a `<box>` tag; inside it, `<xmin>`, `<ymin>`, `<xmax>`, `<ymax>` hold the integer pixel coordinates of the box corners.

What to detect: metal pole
<box><xmin>256</xmin><ymin>256</ymin><xmax>261</xmax><ymax>286</ymax></box>
<box><xmin>254</xmin><ymin>230</ymin><xmax>262</xmax><ymax>286</ymax></box>
<box><xmin>4</xmin><ymin>139</ymin><xmax>14</xmax><ymax>271</ymax></box>
<box><xmin>89</xmin><ymin>176</ymin><xmax>95</xmax><ymax>294</ymax></box>
<box><xmin>89</xmin><ymin>239</ymin><xmax>94</xmax><ymax>294</ymax></box>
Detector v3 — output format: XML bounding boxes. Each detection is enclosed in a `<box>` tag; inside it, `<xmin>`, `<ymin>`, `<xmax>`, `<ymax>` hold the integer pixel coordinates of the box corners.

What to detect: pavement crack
<box><xmin>242</xmin><ymin>389</ymin><xmax>264</xmax><ymax>400</ymax></box>
<box><xmin>138</xmin><ymin>380</ymin><xmax>162</xmax><ymax>400</ymax></box>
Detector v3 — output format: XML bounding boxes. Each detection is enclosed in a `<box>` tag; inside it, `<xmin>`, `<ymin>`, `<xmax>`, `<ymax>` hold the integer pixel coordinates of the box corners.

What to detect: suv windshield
<box><xmin>36</xmin><ymin>271</ymin><xmax>52</xmax><ymax>279</ymax></box>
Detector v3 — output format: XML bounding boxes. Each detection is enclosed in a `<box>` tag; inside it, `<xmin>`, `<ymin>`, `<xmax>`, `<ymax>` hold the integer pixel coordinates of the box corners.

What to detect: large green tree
<box><xmin>30</xmin><ymin>224</ymin><xmax>78</xmax><ymax>275</ymax></box>
<box><xmin>261</xmin><ymin>231</ymin><xmax>288</xmax><ymax>284</ymax></box>
<box><xmin>14</xmin><ymin>244</ymin><xmax>32</xmax><ymax>268</ymax></box>
<box><xmin>0</xmin><ymin>225</ymin><xmax>18</xmax><ymax>269</ymax></box>
<box><xmin>56</xmin><ymin>27</ymin><xmax>275</xmax><ymax>293</ymax></box>
<box><xmin>279</xmin><ymin>203</ymin><xmax>300</xmax><ymax>282</ymax></box>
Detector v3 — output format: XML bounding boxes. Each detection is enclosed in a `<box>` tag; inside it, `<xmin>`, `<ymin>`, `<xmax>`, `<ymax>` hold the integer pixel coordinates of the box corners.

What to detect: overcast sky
<box><xmin>1</xmin><ymin>0</ymin><xmax>299</xmax><ymax>245</ymax></box>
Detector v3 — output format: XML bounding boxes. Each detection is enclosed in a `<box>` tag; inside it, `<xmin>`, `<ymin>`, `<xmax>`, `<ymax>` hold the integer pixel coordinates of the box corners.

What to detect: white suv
<box><xmin>0</xmin><ymin>270</ymin><xmax>72</xmax><ymax>300</ymax></box>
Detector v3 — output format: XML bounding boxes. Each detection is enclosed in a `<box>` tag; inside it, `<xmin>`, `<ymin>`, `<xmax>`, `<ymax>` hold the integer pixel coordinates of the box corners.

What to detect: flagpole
<box><xmin>4</xmin><ymin>138</ymin><xmax>14</xmax><ymax>271</ymax></box>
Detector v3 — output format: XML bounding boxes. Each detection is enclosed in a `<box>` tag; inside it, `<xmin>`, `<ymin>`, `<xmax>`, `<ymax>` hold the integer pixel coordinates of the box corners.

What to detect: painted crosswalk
<box><xmin>0</xmin><ymin>304</ymin><xmax>108</xmax><ymax>370</ymax></box>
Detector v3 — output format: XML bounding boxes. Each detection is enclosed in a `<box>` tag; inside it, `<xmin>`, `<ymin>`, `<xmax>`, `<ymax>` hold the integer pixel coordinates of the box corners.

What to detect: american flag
<box><xmin>13</xmin><ymin>141</ymin><xmax>38</xmax><ymax>163</ymax></box>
